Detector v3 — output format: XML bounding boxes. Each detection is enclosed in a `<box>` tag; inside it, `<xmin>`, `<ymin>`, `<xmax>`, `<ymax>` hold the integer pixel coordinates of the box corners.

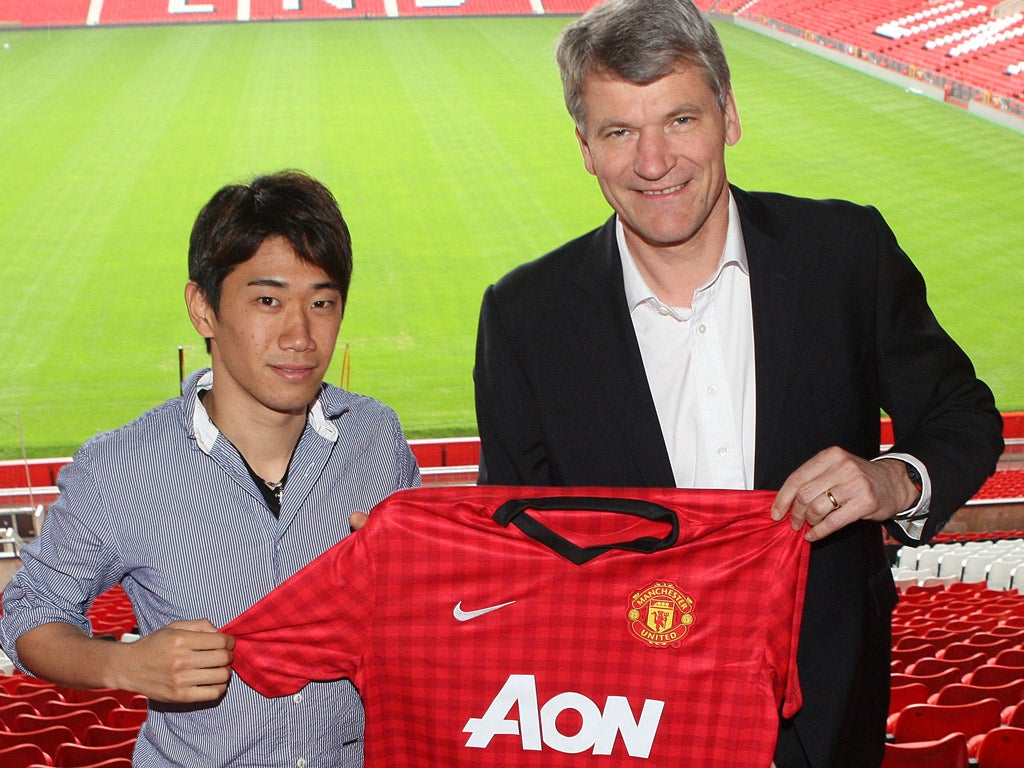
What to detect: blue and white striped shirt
<box><xmin>0</xmin><ymin>369</ymin><xmax>420</xmax><ymax>767</ymax></box>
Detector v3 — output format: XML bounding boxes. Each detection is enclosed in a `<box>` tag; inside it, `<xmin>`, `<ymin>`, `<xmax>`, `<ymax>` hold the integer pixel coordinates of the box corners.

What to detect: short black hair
<box><xmin>188</xmin><ymin>170</ymin><xmax>352</xmax><ymax>313</ymax></box>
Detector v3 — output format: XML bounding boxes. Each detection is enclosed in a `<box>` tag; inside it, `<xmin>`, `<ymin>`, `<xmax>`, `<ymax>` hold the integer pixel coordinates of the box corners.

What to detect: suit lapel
<box><xmin>565</xmin><ymin>217</ymin><xmax>676</xmax><ymax>487</ymax></box>
<box><xmin>732</xmin><ymin>189</ymin><xmax>802</xmax><ymax>489</ymax></box>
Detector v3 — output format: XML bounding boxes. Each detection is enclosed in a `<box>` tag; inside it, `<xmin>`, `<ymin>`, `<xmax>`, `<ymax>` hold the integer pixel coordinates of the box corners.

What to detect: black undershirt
<box><xmin>244</xmin><ymin>461</ymin><xmax>287</xmax><ymax>518</ymax></box>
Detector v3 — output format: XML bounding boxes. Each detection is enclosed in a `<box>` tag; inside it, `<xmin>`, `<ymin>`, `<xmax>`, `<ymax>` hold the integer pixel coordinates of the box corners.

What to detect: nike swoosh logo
<box><xmin>453</xmin><ymin>600</ymin><xmax>516</xmax><ymax>622</ymax></box>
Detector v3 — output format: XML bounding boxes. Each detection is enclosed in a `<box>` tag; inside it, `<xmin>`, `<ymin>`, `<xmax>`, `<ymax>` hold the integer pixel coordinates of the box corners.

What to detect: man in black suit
<box><xmin>473</xmin><ymin>0</ymin><xmax>1003</xmax><ymax>765</ymax></box>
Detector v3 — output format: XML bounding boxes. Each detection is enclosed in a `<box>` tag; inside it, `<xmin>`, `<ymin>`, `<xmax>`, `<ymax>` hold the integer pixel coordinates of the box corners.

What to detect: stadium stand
<box><xmin>734</xmin><ymin>0</ymin><xmax>1024</xmax><ymax>118</ymax></box>
<box><xmin>4</xmin><ymin>0</ymin><xmax>1019</xmax><ymax>124</ymax></box>
<box><xmin>0</xmin><ymin>587</ymin><xmax>145</xmax><ymax>766</ymax></box>
<box><xmin>885</xmin><ymin>579</ymin><xmax>1024</xmax><ymax>758</ymax></box>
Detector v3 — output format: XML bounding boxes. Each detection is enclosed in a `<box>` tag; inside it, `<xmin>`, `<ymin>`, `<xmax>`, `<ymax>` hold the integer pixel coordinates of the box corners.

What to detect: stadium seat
<box><xmin>53</xmin><ymin>739</ymin><xmax>136</xmax><ymax>766</ymax></box>
<box><xmin>965</xmin><ymin>665</ymin><xmax>1024</xmax><ymax>688</ymax></box>
<box><xmin>922</xmin><ymin>575</ymin><xmax>961</xmax><ymax>588</ymax></box>
<box><xmin>0</xmin><ymin>742</ymin><xmax>51</xmax><ymax>768</ymax></box>
<box><xmin>0</xmin><ymin>686</ymin><xmax>63</xmax><ymax>711</ymax></box>
<box><xmin>0</xmin><ymin>724</ymin><xmax>75</xmax><ymax>757</ymax></box>
<box><xmin>974</xmin><ymin>726</ymin><xmax>1024</xmax><ymax>768</ymax></box>
<box><xmin>892</xmin><ymin>644</ymin><xmax>938</xmax><ymax>667</ymax></box>
<box><xmin>62</xmin><ymin>687</ymin><xmax>144</xmax><ymax>709</ymax></box>
<box><xmin>985</xmin><ymin>624</ymin><xmax>1024</xmax><ymax>638</ymax></box>
<box><xmin>963</xmin><ymin>636</ymin><xmax>1021</xmax><ymax>655</ymax></box>
<box><xmin>889</xmin><ymin>681</ymin><xmax>930</xmax><ymax>716</ymax></box>
<box><xmin>83</xmin><ymin>723</ymin><xmax>141</xmax><ymax>747</ymax></box>
<box><xmin>0</xmin><ymin>700</ymin><xmax>36</xmax><ymax>728</ymax></box>
<box><xmin>44</xmin><ymin>695</ymin><xmax>122</xmax><ymax>722</ymax></box>
<box><xmin>961</xmin><ymin>554</ymin><xmax>999</xmax><ymax>583</ymax></box>
<box><xmin>986</xmin><ymin>560</ymin><xmax>1018</xmax><ymax>590</ymax></box>
<box><xmin>887</xmin><ymin>681</ymin><xmax>931</xmax><ymax>734</ymax></box>
<box><xmin>930</xmin><ymin>680</ymin><xmax>1024</xmax><ymax>709</ymax></box>
<box><xmin>909</xmin><ymin>654</ymin><xmax>986</xmax><ymax>677</ymax></box>
<box><xmin>891</xmin><ymin>699</ymin><xmax>1003</xmax><ymax>743</ymax></box>
<box><xmin>107</xmin><ymin>706</ymin><xmax>147</xmax><ymax>729</ymax></box>
<box><xmin>940</xmin><ymin>642</ymin><xmax>998</xmax><ymax>662</ymax></box>
<box><xmin>890</xmin><ymin>667</ymin><xmax>962</xmax><ymax>696</ymax></box>
<box><xmin>1002</xmin><ymin>701</ymin><xmax>1024</xmax><ymax>727</ymax></box>
<box><xmin>12</xmin><ymin>709</ymin><xmax>103</xmax><ymax>738</ymax></box>
<box><xmin>881</xmin><ymin>731</ymin><xmax>969</xmax><ymax>768</ymax></box>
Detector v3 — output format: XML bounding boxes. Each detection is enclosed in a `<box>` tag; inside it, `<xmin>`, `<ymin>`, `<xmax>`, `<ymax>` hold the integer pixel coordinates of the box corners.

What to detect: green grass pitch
<box><xmin>0</xmin><ymin>17</ymin><xmax>1021</xmax><ymax>459</ymax></box>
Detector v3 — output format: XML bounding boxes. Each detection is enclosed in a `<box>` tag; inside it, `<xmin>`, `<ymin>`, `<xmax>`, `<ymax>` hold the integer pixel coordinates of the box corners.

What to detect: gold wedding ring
<box><xmin>825</xmin><ymin>489</ymin><xmax>840</xmax><ymax>510</ymax></box>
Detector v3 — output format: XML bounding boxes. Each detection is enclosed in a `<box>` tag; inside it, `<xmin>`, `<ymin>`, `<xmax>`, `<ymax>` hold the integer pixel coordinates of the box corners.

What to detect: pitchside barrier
<box><xmin>2</xmin><ymin>411</ymin><xmax>1022</xmax><ymax>504</ymax></box>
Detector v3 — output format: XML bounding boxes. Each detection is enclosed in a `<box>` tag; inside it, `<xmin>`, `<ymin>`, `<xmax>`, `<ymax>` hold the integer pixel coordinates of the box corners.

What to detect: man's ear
<box><xmin>576</xmin><ymin>126</ymin><xmax>597</xmax><ymax>177</ymax></box>
<box><xmin>185</xmin><ymin>281</ymin><xmax>215</xmax><ymax>340</ymax></box>
<box><xmin>724</xmin><ymin>90</ymin><xmax>742</xmax><ymax>147</ymax></box>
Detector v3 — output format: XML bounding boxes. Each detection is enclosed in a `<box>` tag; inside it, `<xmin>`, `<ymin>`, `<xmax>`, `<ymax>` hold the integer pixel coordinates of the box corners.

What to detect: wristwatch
<box><xmin>904</xmin><ymin>461</ymin><xmax>923</xmax><ymax>492</ymax></box>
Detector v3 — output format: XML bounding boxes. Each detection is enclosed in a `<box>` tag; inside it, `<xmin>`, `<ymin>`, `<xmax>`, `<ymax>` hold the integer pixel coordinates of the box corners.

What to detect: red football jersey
<box><xmin>225</xmin><ymin>486</ymin><xmax>809</xmax><ymax>767</ymax></box>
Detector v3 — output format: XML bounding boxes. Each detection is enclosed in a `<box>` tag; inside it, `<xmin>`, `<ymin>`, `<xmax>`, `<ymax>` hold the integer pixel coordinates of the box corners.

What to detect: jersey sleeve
<box><xmin>223</xmin><ymin>530</ymin><xmax>374</xmax><ymax>698</ymax></box>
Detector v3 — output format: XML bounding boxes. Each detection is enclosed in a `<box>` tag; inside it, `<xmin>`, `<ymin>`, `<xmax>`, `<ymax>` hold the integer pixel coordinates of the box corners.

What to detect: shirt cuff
<box><xmin>872</xmin><ymin>453</ymin><xmax>931</xmax><ymax>541</ymax></box>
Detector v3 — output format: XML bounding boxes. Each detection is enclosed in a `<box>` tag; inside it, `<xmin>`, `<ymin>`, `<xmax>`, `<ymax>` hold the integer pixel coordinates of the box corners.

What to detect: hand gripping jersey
<box><xmin>225</xmin><ymin>486</ymin><xmax>810</xmax><ymax>767</ymax></box>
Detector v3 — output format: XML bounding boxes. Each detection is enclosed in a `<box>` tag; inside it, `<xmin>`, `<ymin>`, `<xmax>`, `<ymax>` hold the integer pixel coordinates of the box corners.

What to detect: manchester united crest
<box><xmin>627</xmin><ymin>580</ymin><xmax>694</xmax><ymax>648</ymax></box>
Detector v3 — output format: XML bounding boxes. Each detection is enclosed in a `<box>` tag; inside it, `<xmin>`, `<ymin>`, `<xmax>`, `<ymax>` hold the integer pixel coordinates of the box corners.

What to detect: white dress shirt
<box><xmin>619</xmin><ymin>192</ymin><xmax>929</xmax><ymax>538</ymax></box>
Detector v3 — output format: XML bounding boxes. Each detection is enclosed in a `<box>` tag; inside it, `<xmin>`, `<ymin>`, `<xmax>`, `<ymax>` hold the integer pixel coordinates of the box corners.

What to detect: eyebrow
<box><xmin>592</xmin><ymin>103</ymin><xmax>704</xmax><ymax>135</ymax></box>
<box><xmin>247</xmin><ymin>278</ymin><xmax>341</xmax><ymax>292</ymax></box>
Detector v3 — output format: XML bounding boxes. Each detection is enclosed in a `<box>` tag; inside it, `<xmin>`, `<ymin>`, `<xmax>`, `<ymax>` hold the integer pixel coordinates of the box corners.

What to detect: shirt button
<box><xmin>697</xmin><ymin>323</ymin><xmax>707</xmax><ymax>334</ymax></box>
<box><xmin>717</xmin><ymin>446</ymin><xmax>728</xmax><ymax>456</ymax></box>
<box><xmin>296</xmin><ymin>759</ymin><xmax>307</xmax><ymax>768</ymax></box>
<box><xmin>293</xmin><ymin>693</ymin><xmax>303</xmax><ymax>703</ymax></box>
<box><xmin>707</xmin><ymin>385</ymin><xmax>717</xmax><ymax>396</ymax></box>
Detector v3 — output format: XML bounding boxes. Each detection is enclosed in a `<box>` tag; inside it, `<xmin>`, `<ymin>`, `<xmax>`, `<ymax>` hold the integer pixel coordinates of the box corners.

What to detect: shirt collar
<box><xmin>183</xmin><ymin>368</ymin><xmax>340</xmax><ymax>455</ymax></box>
<box><xmin>619</xmin><ymin>190</ymin><xmax>749</xmax><ymax>312</ymax></box>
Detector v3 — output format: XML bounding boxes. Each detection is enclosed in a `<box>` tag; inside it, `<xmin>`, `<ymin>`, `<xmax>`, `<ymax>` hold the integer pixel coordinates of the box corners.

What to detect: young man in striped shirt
<box><xmin>1</xmin><ymin>170</ymin><xmax>420</xmax><ymax>767</ymax></box>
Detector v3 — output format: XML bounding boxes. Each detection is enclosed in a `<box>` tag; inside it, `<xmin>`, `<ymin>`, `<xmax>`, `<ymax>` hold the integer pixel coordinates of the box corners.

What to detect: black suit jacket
<box><xmin>474</xmin><ymin>186</ymin><xmax>1003</xmax><ymax>766</ymax></box>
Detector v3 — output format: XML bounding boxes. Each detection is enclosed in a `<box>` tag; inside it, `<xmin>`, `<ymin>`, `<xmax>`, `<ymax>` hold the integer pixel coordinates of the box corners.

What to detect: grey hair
<box><xmin>555</xmin><ymin>0</ymin><xmax>732</xmax><ymax>134</ymax></box>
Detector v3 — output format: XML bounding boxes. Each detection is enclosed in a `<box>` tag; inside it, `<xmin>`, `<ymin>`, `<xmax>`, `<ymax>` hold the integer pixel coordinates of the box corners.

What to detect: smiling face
<box><xmin>576</xmin><ymin>65</ymin><xmax>740</xmax><ymax>264</ymax></box>
<box><xmin>186</xmin><ymin>235</ymin><xmax>343</xmax><ymax>425</ymax></box>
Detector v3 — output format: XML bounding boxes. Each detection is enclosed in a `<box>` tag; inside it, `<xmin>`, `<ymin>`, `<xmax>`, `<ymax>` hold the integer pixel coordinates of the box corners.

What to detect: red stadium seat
<box><xmin>0</xmin><ymin>742</ymin><xmax>51</xmax><ymax>768</ymax></box>
<box><xmin>107</xmin><ymin>706</ymin><xmax>147</xmax><ymax>729</ymax></box>
<box><xmin>984</xmin><ymin>624</ymin><xmax>1024</xmax><ymax>639</ymax></box>
<box><xmin>965</xmin><ymin>665</ymin><xmax>1024</xmax><ymax>688</ymax></box>
<box><xmin>909</xmin><ymin>655</ymin><xmax>986</xmax><ymax>677</ymax></box>
<box><xmin>0</xmin><ymin>724</ymin><xmax>75</xmax><ymax>757</ymax></box>
<box><xmin>992</xmin><ymin>648</ymin><xmax>1024</xmax><ymax>668</ymax></box>
<box><xmin>12</xmin><ymin>709</ymin><xmax>103</xmax><ymax>738</ymax></box>
<box><xmin>1004</xmin><ymin>701</ymin><xmax>1024</xmax><ymax>727</ymax></box>
<box><xmin>940</xmin><ymin>642</ymin><xmax>1000</xmax><ymax>662</ymax></box>
<box><xmin>974</xmin><ymin>726</ymin><xmax>1024</xmax><ymax>768</ymax></box>
<box><xmin>44</xmin><ymin>696</ymin><xmax>122</xmax><ymax>722</ymax></box>
<box><xmin>0</xmin><ymin>687</ymin><xmax>63</xmax><ymax>711</ymax></box>
<box><xmin>887</xmin><ymin>681</ymin><xmax>931</xmax><ymax>735</ymax></box>
<box><xmin>892</xmin><ymin>642</ymin><xmax>939</xmax><ymax>667</ymax></box>
<box><xmin>963</xmin><ymin>635</ymin><xmax>1019</xmax><ymax>655</ymax></box>
<box><xmin>881</xmin><ymin>731</ymin><xmax>969</xmax><ymax>768</ymax></box>
<box><xmin>2</xmin><ymin>674</ymin><xmax>59</xmax><ymax>693</ymax></box>
<box><xmin>890</xmin><ymin>667</ymin><xmax>962</xmax><ymax>696</ymax></box>
<box><xmin>53</xmin><ymin>739</ymin><xmax>136</xmax><ymax>766</ymax></box>
<box><xmin>83</xmin><ymin>724</ymin><xmax>141</xmax><ymax>747</ymax></box>
<box><xmin>889</xmin><ymin>682</ymin><xmax>930</xmax><ymax>717</ymax></box>
<box><xmin>62</xmin><ymin>688</ymin><xmax>144</xmax><ymax>709</ymax></box>
<box><xmin>0</xmin><ymin>700</ymin><xmax>37</xmax><ymax>728</ymax></box>
<box><xmin>891</xmin><ymin>699</ymin><xmax>1003</xmax><ymax>743</ymax></box>
<box><xmin>930</xmin><ymin>680</ymin><xmax>1024</xmax><ymax>710</ymax></box>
